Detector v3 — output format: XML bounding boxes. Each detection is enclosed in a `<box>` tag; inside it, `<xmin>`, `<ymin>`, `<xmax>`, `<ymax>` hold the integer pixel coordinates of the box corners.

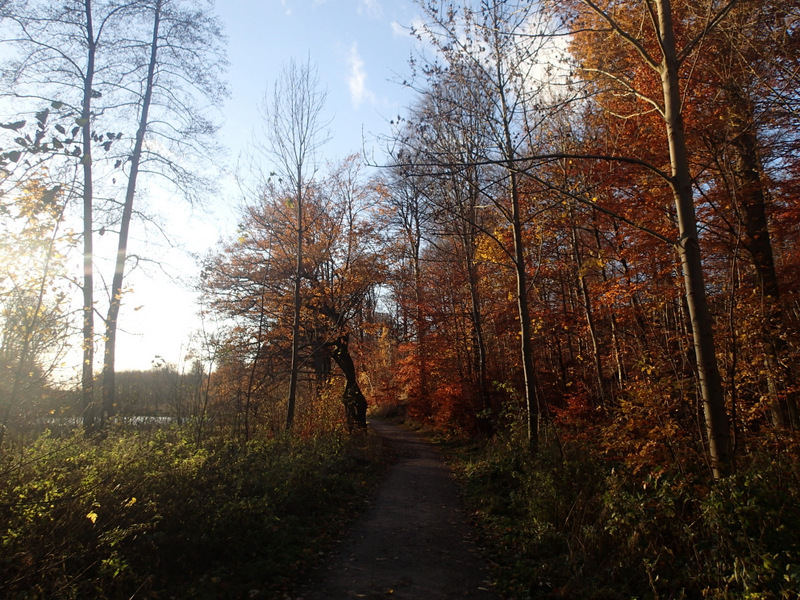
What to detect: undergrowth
<box><xmin>440</xmin><ymin>425</ymin><xmax>800</xmax><ymax>599</ymax></box>
<box><xmin>0</xmin><ymin>424</ymin><xmax>390</xmax><ymax>599</ymax></box>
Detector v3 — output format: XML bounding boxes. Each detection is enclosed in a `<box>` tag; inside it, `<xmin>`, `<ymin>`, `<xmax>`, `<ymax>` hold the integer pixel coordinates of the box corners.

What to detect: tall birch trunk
<box><xmin>510</xmin><ymin>167</ymin><xmax>540</xmax><ymax>451</ymax></box>
<box><xmin>486</xmin><ymin>15</ymin><xmax>540</xmax><ymax>452</ymax></box>
<box><xmin>657</xmin><ymin>0</ymin><xmax>732</xmax><ymax>477</ymax></box>
<box><xmin>100</xmin><ymin>0</ymin><xmax>161</xmax><ymax>424</ymax></box>
<box><xmin>570</xmin><ymin>208</ymin><xmax>605</xmax><ymax>407</ymax></box>
<box><xmin>286</xmin><ymin>170</ymin><xmax>303</xmax><ymax>430</ymax></box>
<box><xmin>465</xmin><ymin>240</ymin><xmax>490</xmax><ymax>418</ymax></box>
<box><xmin>81</xmin><ymin>0</ymin><xmax>97</xmax><ymax>429</ymax></box>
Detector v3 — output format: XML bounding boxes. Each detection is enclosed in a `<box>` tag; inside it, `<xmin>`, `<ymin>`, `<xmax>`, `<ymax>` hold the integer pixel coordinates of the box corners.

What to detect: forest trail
<box><xmin>296</xmin><ymin>419</ymin><xmax>498</xmax><ymax>600</ymax></box>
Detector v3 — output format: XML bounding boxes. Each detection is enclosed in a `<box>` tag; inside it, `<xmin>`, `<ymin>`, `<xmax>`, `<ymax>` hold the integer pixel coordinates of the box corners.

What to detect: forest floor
<box><xmin>295</xmin><ymin>419</ymin><xmax>498</xmax><ymax>600</ymax></box>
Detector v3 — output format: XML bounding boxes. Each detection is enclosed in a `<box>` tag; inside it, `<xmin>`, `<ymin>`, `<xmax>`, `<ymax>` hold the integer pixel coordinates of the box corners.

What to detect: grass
<box><xmin>10</xmin><ymin>406</ymin><xmax>797</xmax><ymax>599</ymax></box>
<box><xmin>435</xmin><ymin>425</ymin><xmax>800</xmax><ymax>600</ymax></box>
<box><xmin>0</xmin><ymin>424</ymin><xmax>391</xmax><ymax>599</ymax></box>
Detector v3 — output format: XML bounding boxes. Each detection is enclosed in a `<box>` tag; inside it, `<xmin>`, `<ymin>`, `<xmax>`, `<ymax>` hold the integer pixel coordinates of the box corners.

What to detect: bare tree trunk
<box><xmin>494</xmin><ymin>21</ymin><xmax>540</xmax><ymax>452</ymax></box>
<box><xmin>244</xmin><ymin>296</ymin><xmax>269</xmax><ymax>442</ymax></box>
<box><xmin>727</xmin><ymin>93</ymin><xmax>798</xmax><ymax>429</ymax></box>
<box><xmin>657</xmin><ymin>0</ymin><xmax>732</xmax><ymax>477</ymax></box>
<box><xmin>329</xmin><ymin>335</ymin><xmax>367</xmax><ymax>430</ymax></box>
<box><xmin>286</xmin><ymin>168</ymin><xmax>303</xmax><ymax>430</ymax></box>
<box><xmin>81</xmin><ymin>0</ymin><xmax>97</xmax><ymax>429</ymax></box>
<box><xmin>456</xmin><ymin>170</ymin><xmax>491</xmax><ymax>427</ymax></box>
<box><xmin>570</xmin><ymin>208</ymin><xmax>605</xmax><ymax>407</ymax></box>
<box><xmin>260</xmin><ymin>59</ymin><xmax>328</xmax><ymax>431</ymax></box>
<box><xmin>594</xmin><ymin>223</ymin><xmax>625</xmax><ymax>389</ymax></box>
<box><xmin>465</xmin><ymin>246</ymin><xmax>490</xmax><ymax>419</ymax></box>
<box><xmin>101</xmin><ymin>0</ymin><xmax>161</xmax><ymax>425</ymax></box>
<box><xmin>413</xmin><ymin>232</ymin><xmax>428</xmax><ymax>408</ymax></box>
<box><xmin>510</xmin><ymin>168</ymin><xmax>540</xmax><ymax>452</ymax></box>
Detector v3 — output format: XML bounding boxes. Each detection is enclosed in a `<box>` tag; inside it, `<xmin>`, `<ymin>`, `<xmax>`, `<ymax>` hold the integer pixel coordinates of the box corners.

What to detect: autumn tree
<box><xmin>202</xmin><ymin>156</ymin><xmax>381</xmax><ymax>432</ymax></box>
<box><xmin>0</xmin><ymin>178</ymin><xmax>74</xmax><ymax>447</ymax></box>
<box><xmin>394</xmin><ymin>0</ymin><xmax>574</xmax><ymax>448</ymax></box>
<box><xmin>383</xmin><ymin>73</ymin><xmax>499</xmax><ymax>428</ymax></box>
<box><xmin>386</xmin><ymin>0</ymin><xmax>800</xmax><ymax>476</ymax></box>
<box><xmin>257</xmin><ymin>58</ymin><xmax>330</xmax><ymax>429</ymax></box>
<box><xmin>378</xmin><ymin>159</ymin><xmax>433</xmax><ymax>412</ymax></box>
<box><xmin>684</xmin><ymin>1</ymin><xmax>800</xmax><ymax>430</ymax></box>
<box><xmin>515</xmin><ymin>0</ymin><xmax>745</xmax><ymax>477</ymax></box>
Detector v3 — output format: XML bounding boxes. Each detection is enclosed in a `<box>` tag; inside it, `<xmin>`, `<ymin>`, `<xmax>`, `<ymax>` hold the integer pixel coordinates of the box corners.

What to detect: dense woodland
<box><xmin>1</xmin><ymin>0</ymin><xmax>800</xmax><ymax>598</ymax></box>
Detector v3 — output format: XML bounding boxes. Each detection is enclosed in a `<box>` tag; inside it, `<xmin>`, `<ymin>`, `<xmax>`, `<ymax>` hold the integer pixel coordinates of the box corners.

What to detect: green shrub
<box><xmin>444</xmin><ymin>429</ymin><xmax>800</xmax><ymax>599</ymax></box>
<box><xmin>0</xmin><ymin>425</ymin><xmax>389</xmax><ymax>599</ymax></box>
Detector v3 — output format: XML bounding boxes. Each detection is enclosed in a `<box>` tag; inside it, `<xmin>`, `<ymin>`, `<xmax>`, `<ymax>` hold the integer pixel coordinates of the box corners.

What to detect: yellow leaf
<box><xmin>86</xmin><ymin>511</ymin><xmax>98</xmax><ymax>524</ymax></box>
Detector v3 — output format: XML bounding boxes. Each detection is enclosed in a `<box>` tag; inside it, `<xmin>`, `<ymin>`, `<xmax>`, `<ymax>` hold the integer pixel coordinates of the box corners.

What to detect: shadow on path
<box><xmin>297</xmin><ymin>420</ymin><xmax>497</xmax><ymax>599</ymax></box>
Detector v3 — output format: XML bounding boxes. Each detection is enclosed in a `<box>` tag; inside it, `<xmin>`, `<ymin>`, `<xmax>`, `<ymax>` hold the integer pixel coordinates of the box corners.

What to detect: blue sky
<box><xmin>218</xmin><ymin>0</ymin><xmax>420</xmax><ymax>162</ymax></box>
<box><xmin>114</xmin><ymin>0</ymin><xmax>423</xmax><ymax>371</ymax></box>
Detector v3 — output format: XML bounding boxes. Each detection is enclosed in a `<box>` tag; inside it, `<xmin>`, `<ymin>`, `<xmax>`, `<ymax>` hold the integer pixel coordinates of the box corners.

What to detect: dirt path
<box><xmin>297</xmin><ymin>420</ymin><xmax>498</xmax><ymax>600</ymax></box>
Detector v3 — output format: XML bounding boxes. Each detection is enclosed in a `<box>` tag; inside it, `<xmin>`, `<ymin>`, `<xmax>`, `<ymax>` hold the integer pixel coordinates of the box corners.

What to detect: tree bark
<box><xmin>510</xmin><ymin>168</ymin><xmax>540</xmax><ymax>452</ymax></box>
<box><xmin>726</xmin><ymin>89</ymin><xmax>798</xmax><ymax>429</ymax></box>
<box><xmin>286</xmin><ymin>166</ymin><xmax>303</xmax><ymax>430</ymax></box>
<box><xmin>263</xmin><ymin>60</ymin><xmax>328</xmax><ymax>431</ymax></box>
<box><xmin>101</xmin><ymin>0</ymin><xmax>161</xmax><ymax>425</ymax></box>
<box><xmin>657</xmin><ymin>0</ymin><xmax>732</xmax><ymax>478</ymax></box>
<box><xmin>81</xmin><ymin>0</ymin><xmax>97</xmax><ymax>429</ymax></box>
<box><xmin>491</xmin><ymin>15</ymin><xmax>540</xmax><ymax>452</ymax></box>
<box><xmin>570</xmin><ymin>209</ymin><xmax>605</xmax><ymax>407</ymax></box>
<box><xmin>329</xmin><ymin>335</ymin><xmax>368</xmax><ymax>431</ymax></box>
<box><xmin>413</xmin><ymin>230</ymin><xmax>429</xmax><ymax>410</ymax></box>
<box><xmin>594</xmin><ymin>222</ymin><xmax>625</xmax><ymax>388</ymax></box>
<box><xmin>465</xmin><ymin>240</ymin><xmax>490</xmax><ymax>423</ymax></box>
<box><xmin>455</xmin><ymin>168</ymin><xmax>491</xmax><ymax>429</ymax></box>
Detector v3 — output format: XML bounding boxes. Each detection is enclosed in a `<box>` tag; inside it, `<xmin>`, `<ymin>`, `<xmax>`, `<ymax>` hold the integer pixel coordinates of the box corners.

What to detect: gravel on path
<box><xmin>297</xmin><ymin>419</ymin><xmax>498</xmax><ymax>600</ymax></box>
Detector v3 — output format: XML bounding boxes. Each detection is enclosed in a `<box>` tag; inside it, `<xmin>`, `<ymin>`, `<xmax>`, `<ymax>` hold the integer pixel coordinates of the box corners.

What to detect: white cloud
<box><xmin>347</xmin><ymin>43</ymin><xmax>375</xmax><ymax>109</ymax></box>
<box><xmin>409</xmin><ymin>16</ymin><xmax>426</xmax><ymax>36</ymax></box>
<box><xmin>391</xmin><ymin>21</ymin><xmax>407</xmax><ymax>38</ymax></box>
<box><xmin>358</xmin><ymin>0</ymin><xmax>383</xmax><ymax>19</ymax></box>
